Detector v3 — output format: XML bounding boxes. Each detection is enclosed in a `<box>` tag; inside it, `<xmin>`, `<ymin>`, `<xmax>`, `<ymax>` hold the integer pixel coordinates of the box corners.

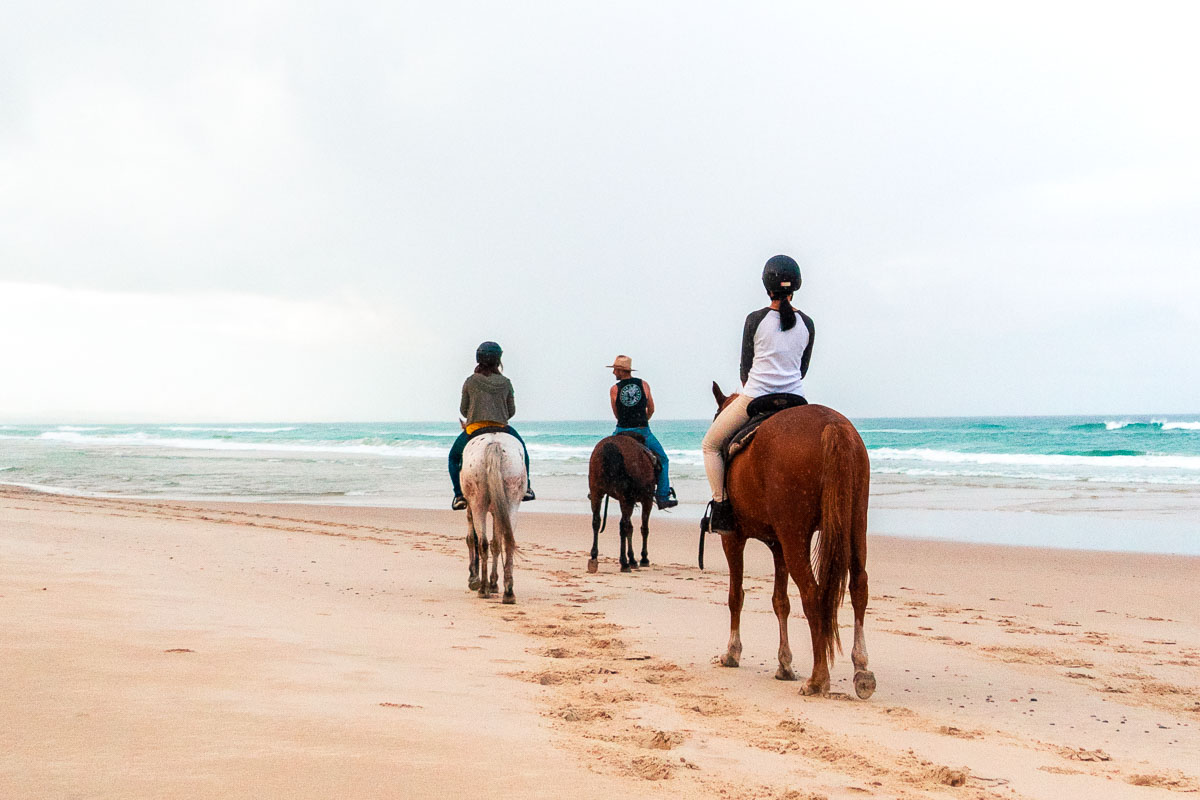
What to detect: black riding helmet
<box><xmin>476</xmin><ymin>340</ymin><xmax>503</xmax><ymax>367</ymax></box>
<box><xmin>762</xmin><ymin>254</ymin><xmax>802</xmax><ymax>298</ymax></box>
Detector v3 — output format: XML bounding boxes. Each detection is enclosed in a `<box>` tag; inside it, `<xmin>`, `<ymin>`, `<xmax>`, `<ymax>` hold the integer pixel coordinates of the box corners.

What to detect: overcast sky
<box><xmin>3</xmin><ymin>1</ymin><xmax>1198</xmax><ymax>422</ymax></box>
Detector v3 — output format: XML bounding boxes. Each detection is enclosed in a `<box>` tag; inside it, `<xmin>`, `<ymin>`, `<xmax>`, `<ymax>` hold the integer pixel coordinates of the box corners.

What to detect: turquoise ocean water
<box><xmin>5</xmin><ymin>415</ymin><xmax>1200</xmax><ymax>554</ymax></box>
<box><xmin>4</xmin><ymin>415</ymin><xmax>1200</xmax><ymax>499</ymax></box>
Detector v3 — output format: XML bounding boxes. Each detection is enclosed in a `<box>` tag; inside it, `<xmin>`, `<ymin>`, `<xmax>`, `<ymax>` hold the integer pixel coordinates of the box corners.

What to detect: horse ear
<box><xmin>712</xmin><ymin>381</ymin><xmax>726</xmax><ymax>407</ymax></box>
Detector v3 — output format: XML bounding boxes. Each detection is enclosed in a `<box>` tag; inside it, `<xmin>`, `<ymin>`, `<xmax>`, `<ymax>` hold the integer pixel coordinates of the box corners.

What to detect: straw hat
<box><xmin>605</xmin><ymin>355</ymin><xmax>635</xmax><ymax>371</ymax></box>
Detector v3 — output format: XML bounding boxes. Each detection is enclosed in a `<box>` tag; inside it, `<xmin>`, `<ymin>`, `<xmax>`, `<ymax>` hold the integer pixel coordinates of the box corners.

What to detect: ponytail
<box><xmin>773</xmin><ymin>292</ymin><xmax>797</xmax><ymax>331</ymax></box>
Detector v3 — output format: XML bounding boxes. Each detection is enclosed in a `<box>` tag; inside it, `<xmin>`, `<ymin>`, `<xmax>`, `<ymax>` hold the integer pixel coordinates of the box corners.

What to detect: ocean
<box><xmin>3</xmin><ymin>416</ymin><xmax>1199</xmax><ymax>553</ymax></box>
<box><xmin>4</xmin><ymin>414</ymin><xmax>1200</xmax><ymax>497</ymax></box>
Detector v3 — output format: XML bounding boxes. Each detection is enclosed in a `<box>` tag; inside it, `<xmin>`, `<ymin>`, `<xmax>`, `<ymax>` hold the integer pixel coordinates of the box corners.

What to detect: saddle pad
<box><xmin>722</xmin><ymin>415</ymin><xmax>769</xmax><ymax>461</ymax></box>
<box><xmin>467</xmin><ymin>425</ymin><xmax>509</xmax><ymax>439</ymax></box>
<box><xmin>722</xmin><ymin>396</ymin><xmax>808</xmax><ymax>462</ymax></box>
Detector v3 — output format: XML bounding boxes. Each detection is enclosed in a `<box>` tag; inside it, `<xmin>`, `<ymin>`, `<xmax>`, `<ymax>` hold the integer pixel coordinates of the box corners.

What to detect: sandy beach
<box><xmin>2</xmin><ymin>485</ymin><xmax>1198</xmax><ymax>799</ymax></box>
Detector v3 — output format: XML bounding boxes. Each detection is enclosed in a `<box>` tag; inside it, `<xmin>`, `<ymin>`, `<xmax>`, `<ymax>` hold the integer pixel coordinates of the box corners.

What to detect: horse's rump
<box><xmin>590</xmin><ymin>435</ymin><xmax>656</xmax><ymax>503</ymax></box>
<box><xmin>462</xmin><ymin>432</ymin><xmax>527</xmax><ymax>515</ymax></box>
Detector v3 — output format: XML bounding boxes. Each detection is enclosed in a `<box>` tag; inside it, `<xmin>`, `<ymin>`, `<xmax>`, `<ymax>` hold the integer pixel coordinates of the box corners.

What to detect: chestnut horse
<box><xmin>708</xmin><ymin>383</ymin><xmax>875</xmax><ymax>698</ymax></box>
<box><xmin>587</xmin><ymin>434</ymin><xmax>657</xmax><ymax>574</ymax></box>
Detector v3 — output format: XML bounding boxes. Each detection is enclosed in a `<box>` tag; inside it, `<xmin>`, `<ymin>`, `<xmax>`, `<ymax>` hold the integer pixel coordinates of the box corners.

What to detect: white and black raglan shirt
<box><xmin>739</xmin><ymin>307</ymin><xmax>815</xmax><ymax>398</ymax></box>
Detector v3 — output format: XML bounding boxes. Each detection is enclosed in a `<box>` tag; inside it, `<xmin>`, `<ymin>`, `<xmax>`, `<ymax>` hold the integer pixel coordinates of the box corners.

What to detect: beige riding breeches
<box><xmin>701</xmin><ymin>394</ymin><xmax>752</xmax><ymax>501</ymax></box>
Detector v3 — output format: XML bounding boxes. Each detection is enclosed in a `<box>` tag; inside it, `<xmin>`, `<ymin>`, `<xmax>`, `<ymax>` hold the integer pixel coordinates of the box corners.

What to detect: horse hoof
<box><xmin>586</xmin><ymin>559</ymin><xmax>598</xmax><ymax>574</ymax></box>
<box><xmin>854</xmin><ymin>670</ymin><xmax>877</xmax><ymax>699</ymax></box>
<box><xmin>800</xmin><ymin>680</ymin><xmax>830</xmax><ymax>697</ymax></box>
<box><xmin>620</xmin><ymin>564</ymin><xmax>632</xmax><ymax>573</ymax></box>
<box><xmin>719</xmin><ymin>654</ymin><xmax>739</xmax><ymax>668</ymax></box>
<box><xmin>502</xmin><ymin>592</ymin><xmax>516</xmax><ymax>605</ymax></box>
<box><xmin>775</xmin><ymin>667</ymin><xmax>798</xmax><ymax>681</ymax></box>
<box><xmin>639</xmin><ymin>558</ymin><xmax>650</xmax><ymax>567</ymax></box>
<box><xmin>468</xmin><ymin>578</ymin><xmax>481</xmax><ymax>591</ymax></box>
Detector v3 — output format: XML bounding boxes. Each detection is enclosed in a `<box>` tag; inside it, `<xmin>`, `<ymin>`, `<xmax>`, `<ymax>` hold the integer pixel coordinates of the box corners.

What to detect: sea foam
<box><xmin>869</xmin><ymin>446</ymin><xmax>1200</xmax><ymax>471</ymax></box>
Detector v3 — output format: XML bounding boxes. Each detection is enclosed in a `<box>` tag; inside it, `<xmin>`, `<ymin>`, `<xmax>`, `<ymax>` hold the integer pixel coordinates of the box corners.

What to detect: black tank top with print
<box><xmin>615</xmin><ymin>378</ymin><xmax>649</xmax><ymax>428</ymax></box>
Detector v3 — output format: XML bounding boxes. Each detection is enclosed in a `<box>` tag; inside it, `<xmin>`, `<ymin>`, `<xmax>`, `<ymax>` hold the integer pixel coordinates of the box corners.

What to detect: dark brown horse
<box><xmin>709</xmin><ymin>382</ymin><xmax>875</xmax><ymax>699</ymax></box>
<box><xmin>587</xmin><ymin>434</ymin><xmax>657</xmax><ymax>573</ymax></box>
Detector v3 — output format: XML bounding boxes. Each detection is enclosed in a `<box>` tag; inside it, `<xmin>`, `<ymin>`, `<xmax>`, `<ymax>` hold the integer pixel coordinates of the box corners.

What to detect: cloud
<box><xmin>2</xmin><ymin>2</ymin><xmax>1199</xmax><ymax>419</ymax></box>
<box><xmin>0</xmin><ymin>282</ymin><xmax>426</xmax><ymax>421</ymax></box>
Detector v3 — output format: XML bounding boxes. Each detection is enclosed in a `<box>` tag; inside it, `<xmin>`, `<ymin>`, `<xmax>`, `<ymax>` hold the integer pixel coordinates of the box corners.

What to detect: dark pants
<box><xmin>449</xmin><ymin>426</ymin><xmax>531</xmax><ymax>496</ymax></box>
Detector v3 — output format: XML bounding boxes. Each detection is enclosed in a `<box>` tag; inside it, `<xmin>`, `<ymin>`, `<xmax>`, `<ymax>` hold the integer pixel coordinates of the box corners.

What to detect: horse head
<box><xmin>711</xmin><ymin>381</ymin><xmax>741</xmax><ymax>418</ymax></box>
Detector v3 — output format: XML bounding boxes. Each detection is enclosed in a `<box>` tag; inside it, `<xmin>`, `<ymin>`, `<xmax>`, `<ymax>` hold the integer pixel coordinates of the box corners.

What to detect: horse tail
<box><xmin>814</xmin><ymin>421</ymin><xmax>857</xmax><ymax>664</ymax></box>
<box><xmin>484</xmin><ymin>441</ymin><xmax>518</xmax><ymax>559</ymax></box>
<box><xmin>600</xmin><ymin>440</ymin><xmax>625</xmax><ymax>490</ymax></box>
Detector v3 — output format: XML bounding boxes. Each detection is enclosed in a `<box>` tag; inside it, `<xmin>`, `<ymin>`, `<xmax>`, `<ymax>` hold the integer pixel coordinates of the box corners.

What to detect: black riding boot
<box><xmin>702</xmin><ymin>499</ymin><xmax>735</xmax><ymax>535</ymax></box>
<box><xmin>655</xmin><ymin>487</ymin><xmax>678</xmax><ymax>510</ymax></box>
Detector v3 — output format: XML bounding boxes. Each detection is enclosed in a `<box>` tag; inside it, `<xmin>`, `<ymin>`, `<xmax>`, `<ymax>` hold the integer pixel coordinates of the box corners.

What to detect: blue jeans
<box><xmin>613</xmin><ymin>426</ymin><xmax>671</xmax><ymax>501</ymax></box>
<box><xmin>449</xmin><ymin>427</ymin><xmax>530</xmax><ymax>497</ymax></box>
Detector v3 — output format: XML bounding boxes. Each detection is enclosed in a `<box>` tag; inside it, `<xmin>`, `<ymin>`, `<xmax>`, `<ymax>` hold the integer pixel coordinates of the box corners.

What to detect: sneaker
<box><xmin>655</xmin><ymin>488</ymin><xmax>678</xmax><ymax>510</ymax></box>
<box><xmin>522</xmin><ymin>488</ymin><xmax>536</xmax><ymax>502</ymax></box>
<box><xmin>451</xmin><ymin>495</ymin><xmax>467</xmax><ymax>511</ymax></box>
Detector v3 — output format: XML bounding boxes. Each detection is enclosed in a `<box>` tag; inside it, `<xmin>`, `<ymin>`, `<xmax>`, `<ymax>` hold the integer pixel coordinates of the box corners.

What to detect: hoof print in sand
<box><xmin>644</xmin><ymin>730</ymin><xmax>685</xmax><ymax>750</ymax></box>
<box><xmin>925</xmin><ymin>765</ymin><xmax>970</xmax><ymax>787</ymax></box>
<box><xmin>1126</xmin><ymin>772</ymin><xmax>1200</xmax><ymax>791</ymax></box>
<box><xmin>629</xmin><ymin>755</ymin><xmax>673</xmax><ymax>781</ymax></box>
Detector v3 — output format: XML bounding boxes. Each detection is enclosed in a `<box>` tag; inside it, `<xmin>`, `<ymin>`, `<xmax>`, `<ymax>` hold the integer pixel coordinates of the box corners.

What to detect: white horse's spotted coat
<box><xmin>461</xmin><ymin>432</ymin><xmax>526</xmax><ymax>603</ymax></box>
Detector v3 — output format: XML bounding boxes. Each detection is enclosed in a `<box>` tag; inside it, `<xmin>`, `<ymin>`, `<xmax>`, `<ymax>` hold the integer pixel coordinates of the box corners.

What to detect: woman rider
<box><xmin>448</xmin><ymin>341</ymin><xmax>535</xmax><ymax>510</ymax></box>
<box><xmin>701</xmin><ymin>255</ymin><xmax>814</xmax><ymax>534</ymax></box>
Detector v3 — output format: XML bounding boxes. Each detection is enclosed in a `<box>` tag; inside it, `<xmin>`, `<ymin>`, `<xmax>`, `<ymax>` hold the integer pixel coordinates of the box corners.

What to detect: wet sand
<box><xmin>2</xmin><ymin>486</ymin><xmax>1198</xmax><ymax>799</ymax></box>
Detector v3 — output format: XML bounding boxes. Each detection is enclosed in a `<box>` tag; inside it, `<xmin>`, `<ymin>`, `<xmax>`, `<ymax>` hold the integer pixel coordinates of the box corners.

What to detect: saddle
<box><xmin>721</xmin><ymin>393</ymin><xmax>809</xmax><ymax>462</ymax></box>
<box><xmin>614</xmin><ymin>431</ymin><xmax>662</xmax><ymax>477</ymax></box>
<box><xmin>467</xmin><ymin>425</ymin><xmax>509</xmax><ymax>439</ymax></box>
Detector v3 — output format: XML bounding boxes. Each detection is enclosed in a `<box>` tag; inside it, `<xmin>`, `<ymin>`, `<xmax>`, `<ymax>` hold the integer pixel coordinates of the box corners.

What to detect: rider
<box><xmin>607</xmin><ymin>355</ymin><xmax>678</xmax><ymax>509</ymax></box>
<box><xmin>449</xmin><ymin>341</ymin><xmax>535</xmax><ymax>510</ymax></box>
<box><xmin>701</xmin><ymin>255</ymin><xmax>815</xmax><ymax>534</ymax></box>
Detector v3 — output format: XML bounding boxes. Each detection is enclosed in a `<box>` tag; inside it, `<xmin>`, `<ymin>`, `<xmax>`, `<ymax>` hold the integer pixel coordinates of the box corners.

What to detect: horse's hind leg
<box><xmin>466</xmin><ymin>509</ymin><xmax>481</xmax><ymax>591</ymax></box>
<box><xmin>588</xmin><ymin>493</ymin><xmax>602</xmax><ymax>573</ymax></box>
<box><xmin>782</xmin><ymin>533</ymin><xmax>830</xmax><ymax>696</ymax></box>
<box><xmin>488</xmin><ymin>517</ymin><xmax>500</xmax><ymax>595</ymax></box>
<box><xmin>639</xmin><ymin>500</ymin><xmax>651</xmax><ymax>567</ymax></box>
<box><xmin>501</xmin><ymin>512</ymin><xmax>516</xmax><ymax>605</ymax></box>
<box><xmin>849</xmin><ymin>509</ymin><xmax>875</xmax><ymax>699</ymax></box>
<box><xmin>768</xmin><ymin>539</ymin><xmax>797</xmax><ymax>681</ymax></box>
<box><xmin>476</xmin><ymin>517</ymin><xmax>491</xmax><ymax>598</ymax></box>
<box><xmin>719</xmin><ymin>534</ymin><xmax>746</xmax><ymax>668</ymax></box>
<box><xmin>618</xmin><ymin>501</ymin><xmax>635</xmax><ymax>572</ymax></box>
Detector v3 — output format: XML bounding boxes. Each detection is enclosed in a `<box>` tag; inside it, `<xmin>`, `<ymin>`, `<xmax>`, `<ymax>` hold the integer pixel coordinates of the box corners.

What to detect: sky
<box><xmin>2</xmin><ymin>1</ymin><xmax>1198</xmax><ymax>422</ymax></box>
